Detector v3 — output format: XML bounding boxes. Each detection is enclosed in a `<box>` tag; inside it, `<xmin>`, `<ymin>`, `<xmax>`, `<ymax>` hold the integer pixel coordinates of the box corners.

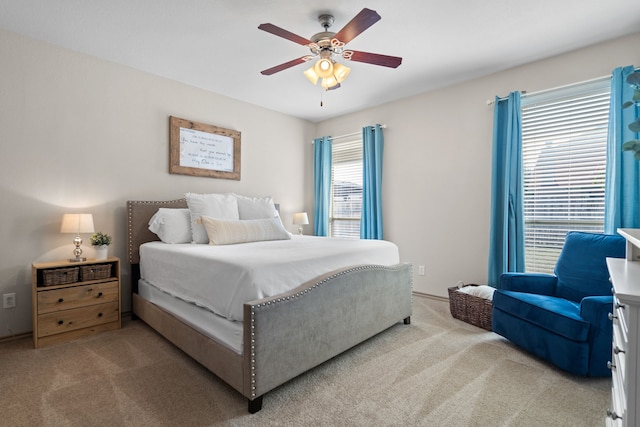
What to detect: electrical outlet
<box><xmin>418</xmin><ymin>265</ymin><xmax>425</xmax><ymax>276</ymax></box>
<box><xmin>3</xmin><ymin>293</ymin><xmax>16</xmax><ymax>309</ymax></box>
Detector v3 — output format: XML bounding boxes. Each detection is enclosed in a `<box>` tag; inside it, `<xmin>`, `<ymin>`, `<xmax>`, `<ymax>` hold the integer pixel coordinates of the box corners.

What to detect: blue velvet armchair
<box><xmin>492</xmin><ymin>231</ymin><xmax>626</xmax><ymax>377</ymax></box>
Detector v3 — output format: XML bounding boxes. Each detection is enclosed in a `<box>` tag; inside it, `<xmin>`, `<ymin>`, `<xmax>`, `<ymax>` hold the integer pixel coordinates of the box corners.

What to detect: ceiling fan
<box><xmin>258</xmin><ymin>8</ymin><xmax>402</xmax><ymax>90</ymax></box>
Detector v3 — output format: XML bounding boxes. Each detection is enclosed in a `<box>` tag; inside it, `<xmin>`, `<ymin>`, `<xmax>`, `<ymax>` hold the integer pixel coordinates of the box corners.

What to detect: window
<box><xmin>521</xmin><ymin>78</ymin><xmax>610</xmax><ymax>274</ymax></box>
<box><xmin>330</xmin><ymin>138</ymin><xmax>362</xmax><ymax>238</ymax></box>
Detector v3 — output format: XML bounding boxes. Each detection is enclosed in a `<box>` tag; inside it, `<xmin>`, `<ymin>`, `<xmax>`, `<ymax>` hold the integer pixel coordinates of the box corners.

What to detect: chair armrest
<box><xmin>580</xmin><ymin>295</ymin><xmax>614</xmax><ymax>376</ymax></box>
<box><xmin>580</xmin><ymin>296</ymin><xmax>614</xmax><ymax>324</ymax></box>
<box><xmin>499</xmin><ymin>273</ymin><xmax>557</xmax><ymax>296</ymax></box>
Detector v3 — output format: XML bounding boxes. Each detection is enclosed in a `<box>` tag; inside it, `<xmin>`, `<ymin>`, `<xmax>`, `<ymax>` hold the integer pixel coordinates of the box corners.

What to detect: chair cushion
<box><xmin>493</xmin><ymin>290</ymin><xmax>590</xmax><ymax>341</ymax></box>
<box><xmin>554</xmin><ymin>231</ymin><xmax>625</xmax><ymax>302</ymax></box>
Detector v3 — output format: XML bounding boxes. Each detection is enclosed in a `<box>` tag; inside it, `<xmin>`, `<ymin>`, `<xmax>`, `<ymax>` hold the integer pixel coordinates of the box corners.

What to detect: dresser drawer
<box><xmin>613</xmin><ymin>329</ymin><xmax>627</xmax><ymax>383</ymax></box>
<box><xmin>614</xmin><ymin>298</ymin><xmax>629</xmax><ymax>335</ymax></box>
<box><xmin>606</xmin><ymin>416</ymin><xmax>624</xmax><ymax>426</ymax></box>
<box><xmin>37</xmin><ymin>281</ymin><xmax>118</xmax><ymax>314</ymax></box>
<box><xmin>37</xmin><ymin>301</ymin><xmax>119</xmax><ymax>337</ymax></box>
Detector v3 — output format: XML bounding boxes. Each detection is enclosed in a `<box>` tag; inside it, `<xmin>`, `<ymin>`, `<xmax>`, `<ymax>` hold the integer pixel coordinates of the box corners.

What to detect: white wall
<box><xmin>2</xmin><ymin>28</ymin><xmax>639</xmax><ymax>339</ymax></box>
<box><xmin>0</xmin><ymin>30</ymin><xmax>315</xmax><ymax>337</ymax></box>
<box><xmin>316</xmin><ymin>32</ymin><xmax>640</xmax><ymax>298</ymax></box>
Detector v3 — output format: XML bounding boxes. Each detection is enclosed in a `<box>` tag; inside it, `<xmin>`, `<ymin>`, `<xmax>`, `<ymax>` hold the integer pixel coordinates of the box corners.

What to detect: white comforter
<box><xmin>140</xmin><ymin>235</ymin><xmax>400</xmax><ymax>321</ymax></box>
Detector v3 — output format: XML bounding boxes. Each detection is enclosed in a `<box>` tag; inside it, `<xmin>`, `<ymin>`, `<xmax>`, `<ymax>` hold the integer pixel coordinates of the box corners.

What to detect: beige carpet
<box><xmin>0</xmin><ymin>296</ymin><xmax>610</xmax><ymax>426</ymax></box>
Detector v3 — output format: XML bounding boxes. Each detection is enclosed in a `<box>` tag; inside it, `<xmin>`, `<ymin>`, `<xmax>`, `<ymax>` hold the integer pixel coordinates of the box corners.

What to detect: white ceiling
<box><xmin>1</xmin><ymin>0</ymin><xmax>639</xmax><ymax>123</ymax></box>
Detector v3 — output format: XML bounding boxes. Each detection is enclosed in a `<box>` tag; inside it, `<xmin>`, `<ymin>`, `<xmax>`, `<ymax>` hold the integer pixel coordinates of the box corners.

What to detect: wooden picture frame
<box><xmin>169</xmin><ymin>116</ymin><xmax>241</xmax><ymax>180</ymax></box>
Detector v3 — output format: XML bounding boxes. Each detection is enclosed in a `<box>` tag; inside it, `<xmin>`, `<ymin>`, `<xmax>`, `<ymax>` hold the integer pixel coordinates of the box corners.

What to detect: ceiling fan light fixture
<box><xmin>304</xmin><ymin>67</ymin><xmax>320</xmax><ymax>85</ymax></box>
<box><xmin>332</xmin><ymin>62</ymin><xmax>350</xmax><ymax>83</ymax></box>
<box><xmin>259</xmin><ymin>8</ymin><xmax>403</xmax><ymax>97</ymax></box>
<box><xmin>314</xmin><ymin>58</ymin><xmax>334</xmax><ymax>78</ymax></box>
<box><xmin>321</xmin><ymin>76</ymin><xmax>339</xmax><ymax>90</ymax></box>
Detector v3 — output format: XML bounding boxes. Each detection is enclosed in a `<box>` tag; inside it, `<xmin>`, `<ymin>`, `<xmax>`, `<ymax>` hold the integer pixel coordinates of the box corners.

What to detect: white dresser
<box><xmin>606</xmin><ymin>228</ymin><xmax>640</xmax><ymax>426</ymax></box>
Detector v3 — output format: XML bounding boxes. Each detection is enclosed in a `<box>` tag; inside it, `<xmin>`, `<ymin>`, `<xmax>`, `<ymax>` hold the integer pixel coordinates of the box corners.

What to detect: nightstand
<box><xmin>32</xmin><ymin>257</ymin><xmax>121</xmax><ymax>348</ymax></box>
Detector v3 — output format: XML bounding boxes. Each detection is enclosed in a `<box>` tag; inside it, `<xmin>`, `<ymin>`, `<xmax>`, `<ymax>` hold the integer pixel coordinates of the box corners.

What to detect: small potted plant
<box><xmin>90</xmin><ymin>232</ymin><xmax>112</xmax><ymax>260</ymax></box>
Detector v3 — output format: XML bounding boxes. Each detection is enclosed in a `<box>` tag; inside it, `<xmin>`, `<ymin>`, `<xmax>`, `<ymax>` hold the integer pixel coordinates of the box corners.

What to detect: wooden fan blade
<box><xmin>260</xmin><ymin>56</ymin><xmax>312</xmax><ymax>75</ymax></box>
<box><xmin>344</xmin><ymin>50</ymin><xmax>402</xmax><ymax>68</ymax></box>
<box><xmin>333</xmin><ymin>8</ymin><xmax>381</xmax><ymax>44</ymax></box>
<box><xmin>258</xmin><ymin>23</ymin><xmax>313</xmax><ymax>46</ymax></box>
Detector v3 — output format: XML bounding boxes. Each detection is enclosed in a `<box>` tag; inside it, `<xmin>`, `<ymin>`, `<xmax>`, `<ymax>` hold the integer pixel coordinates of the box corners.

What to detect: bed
<box><xmin>126</xmin><ymin>197</ymin><xmax>413</xmax><ymax>413</ymax></box>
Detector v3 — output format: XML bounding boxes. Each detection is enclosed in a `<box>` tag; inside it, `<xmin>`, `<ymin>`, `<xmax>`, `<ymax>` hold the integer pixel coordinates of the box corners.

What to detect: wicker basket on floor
<box><xmin>448</xmin><ymin>284</ymin><xmax>493</xmax><ymax>331</ymax></box>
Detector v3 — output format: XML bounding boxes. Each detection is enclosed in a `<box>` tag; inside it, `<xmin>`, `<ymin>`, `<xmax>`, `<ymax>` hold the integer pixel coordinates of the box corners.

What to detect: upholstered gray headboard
<box><xmin>126</xmin><ymin>198</ymin><xmax>281</xmax><ymax>265</ymax></box>
<box><xmin>126</xmin><ymin>199</ymin><xmax>188</xmax><ymax>265</ymax></box>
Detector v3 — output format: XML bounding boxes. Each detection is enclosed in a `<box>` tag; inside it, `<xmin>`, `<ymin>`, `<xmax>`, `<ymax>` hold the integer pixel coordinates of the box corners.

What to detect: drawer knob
<box><xmin>614</xmin><ymin>346</ymin><xmax>625</xmax><ymax>355</ymax></box>
<box><xmin>606</xmin><ymin>409</ymin><xmax>622</xmax><ymax>420</ymax></box>
<box><xmin>615</xmin><ymin>302</ymin><xmax>626</xmax><ymax>310</ymax></box>
<box><xmin>98</xmin><ymin>312</ymin><xmax>103</xmax><ymax>318</ymax></box>
<box><xmin>57</xmin><ymin>298</ymin><xmax>64</xmax><ymax>303</ymax></box>
<box><xmin>608</xmin><ymin>312</ymin><xmax>617</xmax><ymax>320</ymax></box>
<box><xmin>97</xmin><ymin>292</ymin><xmax>103</xmax><ymax>298</ymax></box>
<box><xmin>607</xmin><ymin>361</ymin><xmax>616</xmax><ymax>370</ymax></box>
<box><xmin>57</xmin><ymin>320</ymin><xmax>63</xmax><ymax>325</ymax></box>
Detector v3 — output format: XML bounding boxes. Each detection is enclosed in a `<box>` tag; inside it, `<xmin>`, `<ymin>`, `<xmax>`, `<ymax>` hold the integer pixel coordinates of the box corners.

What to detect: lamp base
<box><xmin>70</xmin><ymin>237</ymin><xmax>85</xmax><ymax>262</ymax></box>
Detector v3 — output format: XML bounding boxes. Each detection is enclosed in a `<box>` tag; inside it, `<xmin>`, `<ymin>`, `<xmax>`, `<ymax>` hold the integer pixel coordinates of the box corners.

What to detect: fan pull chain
<box><xmin>320</xmin><ymin>89</ymin><xmax>324</xmax><ymax>107</ymax></box>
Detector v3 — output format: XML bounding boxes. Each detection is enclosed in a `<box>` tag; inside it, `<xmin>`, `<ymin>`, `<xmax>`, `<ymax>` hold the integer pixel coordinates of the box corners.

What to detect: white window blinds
<box><xmin>521</xmin><ymin>78</ymin><xmax>610</xmax><ymax>274</ymax></box>
<box><xmin>330</xmin><ymin>139</ymin><xmax>362</xmax><ymax>238</ymax></box>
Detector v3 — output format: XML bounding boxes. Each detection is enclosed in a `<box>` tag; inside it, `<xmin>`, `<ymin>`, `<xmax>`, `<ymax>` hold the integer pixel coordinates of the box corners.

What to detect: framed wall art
<box><xmin>169</xmin><ymin>116</ymin><xmax>241</xmax><ymax>180</ymax></box>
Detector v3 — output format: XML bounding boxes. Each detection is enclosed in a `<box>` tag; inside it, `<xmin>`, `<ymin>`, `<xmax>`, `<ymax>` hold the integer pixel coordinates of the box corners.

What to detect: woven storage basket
<box><xmin>43</xmin><ymin>267</ymin><xmax>79</xmax><ymax>286</ymax></box>
<box><xmin>80</xmin><ymin>264</ymin><xmax>111</xmax><ymax>281</ymax></box>
<box><xmin>448</xmin><ymin>284</ymin><xmax>493</xmax><ymax>331</ymax></box>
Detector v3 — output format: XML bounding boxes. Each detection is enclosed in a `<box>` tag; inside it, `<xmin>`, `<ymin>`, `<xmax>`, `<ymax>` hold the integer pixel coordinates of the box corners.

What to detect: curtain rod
<box><xmin>486</xmin><ymin>91</ymin><xmax>527</xmax><ymax>106</ymax></box>
<box><xmin>311</xmin><ymin>124</ymin><xmax>387</xmax><ymax>143</ymax></box>
<box><xmin>486</xmin><ymin>73</ymin><xmax>613</xmax><ymax>106</ymax></box>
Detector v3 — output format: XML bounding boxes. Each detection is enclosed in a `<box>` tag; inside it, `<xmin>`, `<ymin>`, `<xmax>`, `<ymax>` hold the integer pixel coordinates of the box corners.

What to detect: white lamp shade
<box><xmin>292</xmin><ymin>212</ymin><xmax>309</xmax><ymax>225</ymax></box>
<box><xmin>60</xmin><ymin>213</ymin><xmax>95</xmax><ymax>234</ymax></box>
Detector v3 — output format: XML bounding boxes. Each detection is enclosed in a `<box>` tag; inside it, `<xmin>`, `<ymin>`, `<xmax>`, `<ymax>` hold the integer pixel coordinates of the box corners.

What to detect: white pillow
<box><xmin>148</xmin><ymin>208</ymin><xmax>192</xmax><ymax>244</ymax></box>
<box><xmin>185</xmin><ymin>193</ymin><xmax>239</xmax><ymax>243</ymax></box>
<box><xmin>200</xmin><ymin>216</ymin><xmax>291</xmax><ymax>245</ymax></box>
<box><xmin>457</xmin><ymin>285</ymin><xmax>495</xmax><ymax>300</ymax></box>
<box><xmin>235</xmin><ymin>194</ymin><xmax>278</xmax><ymax>219</ymax></box>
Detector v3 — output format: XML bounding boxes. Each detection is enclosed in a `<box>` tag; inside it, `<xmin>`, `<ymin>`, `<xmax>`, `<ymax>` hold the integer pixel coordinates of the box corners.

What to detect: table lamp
<box><xmin>60</xmin><ymin>213</ymin><xmax>95</xmax><ymax>262</ymax></box>
<box><xmin>292</xmin><ymin>212</ymin><xmax>309</xmax><ymax>235</ymax></box>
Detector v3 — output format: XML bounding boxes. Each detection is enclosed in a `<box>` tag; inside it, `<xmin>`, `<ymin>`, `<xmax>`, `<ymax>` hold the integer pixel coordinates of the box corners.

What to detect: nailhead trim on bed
<box><xmin>247</xmin><ymin>263</ymin><xmax>412</xmax><ymax>399</ymax></box>
<box><xmin>126</xmin><ymin>199</ymin><xmax>187</xmax><ymax>264</ymax></box>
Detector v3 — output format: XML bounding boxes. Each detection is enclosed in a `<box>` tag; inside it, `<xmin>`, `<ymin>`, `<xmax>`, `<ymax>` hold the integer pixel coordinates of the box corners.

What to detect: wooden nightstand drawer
<box><xmin>37</xmin><ymin>301</ymin><xmax>119</xmax><ymax>337</ymax></box>
<box><xmin>32</xmin><ymin>257</ymin><xmax>121</xmax><ymax>348</ymax></box>
<box><xmin>37</xmin><ymin>281</ymin><xmax>118</xmax><ymax>314</ymax></box>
